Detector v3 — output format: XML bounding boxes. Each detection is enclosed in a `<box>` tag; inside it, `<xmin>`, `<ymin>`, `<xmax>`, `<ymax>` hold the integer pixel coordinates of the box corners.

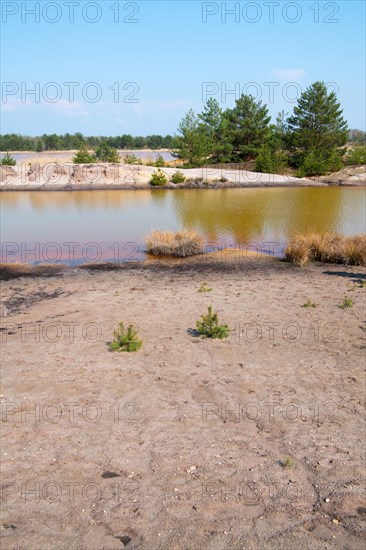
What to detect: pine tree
<box><xmin>288</xmin><ymin>81</ymin><xmax>348</xmax><ymax>154</ymax></box>
<box><xmin>224</xmin><ymin>94</ymin><xmax>271</xmax><ymax>161</ymax></box>
<box><xmin>72</xmin><ymin>145</ymin><xmax>95</xmax><ymax>164</ymax></box>
<box><xmin>174</xmin><ymin>109</ymin><xmax>210</xmax><ymax>165</ymax></box>
<box><xmin>198</xmin><ymin>98</ymin><xmax>232</xmax><ymax>162</ymax></box>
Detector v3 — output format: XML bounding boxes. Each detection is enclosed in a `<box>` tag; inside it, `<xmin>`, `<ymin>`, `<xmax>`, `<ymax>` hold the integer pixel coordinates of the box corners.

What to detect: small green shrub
<box><xmin>255</xmin><ymin>146</ymin><xmax>274</xmax><ymax>173</ymax></box>
<box><xmin>255</xmin><ymin>148</ymin><xmax>289</xmax><ymax>174</ymax></box>
<box><xmin>196</xmin><ymin>306</ymin><xmax>230</xmax><ymax>339</ymax></box>
<box><xmin>297</xmin><ymin>149</ymin><xmax>343</xmax><ymax>177</ymax></box>
<box><xmin>0</xmin><ymin>152</ymin><xmax>16</xmax><ymax>166</ymax></box>
<box><xmin>109</xmin><ymin>322</ymin><xmax>142</xmax><ymax>352</ymax></box>
<box><xmin>198</xmin><ymin>282</ymin><xmax>212</xmax><ymax>293</ymax></box>
<box><xmin>150</xmin><ymin>168</ymin><xmax>168</xmax><ymax>186</ymax></box>
<box><xmin>72</xmin><ymin>146</ymin><xmax>95</xmax><ymax>164</ymax></box>
<box><xmin>94</xmin><ymin>143</ymin><xmax>120</xmax><ymax>163</ymax></box>
<box><xmin>338</xmin><ymin>296</ymin><xmax>354</xmax><ymax>309</ymax></box>
<box><xmin>154</xmin><ymin>154</ymin><xmax>165</xmax><ymax>167</ymax></box>
<box><xmin>171</xmin><ymin>170</ymin><xmax>186</xmax><ymax>184</ymax></box>
<box><xmin>345</xmin><ymin>145</ymin><xmax>366</xmax><ymax>165</ymax></box>
<box><xmin>301</xmin><ymin>299</ymin><xmax>317</xmax><ymax>308</ymax></box>
<box><xmin>123</xmin><ymin>154</ymin><xmax>140</xmax><ymax>165</ymax></box>
<box><xmin>280</xmin><ymin>457</ymin><xmax>295</xmax><ymax>469</ymax></box>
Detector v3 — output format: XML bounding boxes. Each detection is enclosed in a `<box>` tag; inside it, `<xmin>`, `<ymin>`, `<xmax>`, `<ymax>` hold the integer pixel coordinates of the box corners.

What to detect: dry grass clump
<box><xmin>285</xmin><ymin>233</ymin><xmax>366</xmax><ymax>266</ymax></box>
<box><xmin>145</xmin><ymin>230</ymin><xmax>203</xmax><ymax>257</ymax></box>
<box><xmin>343</xmin><ymin>235</ymin><xmax>366</xmax><ymax>266</ymax></box>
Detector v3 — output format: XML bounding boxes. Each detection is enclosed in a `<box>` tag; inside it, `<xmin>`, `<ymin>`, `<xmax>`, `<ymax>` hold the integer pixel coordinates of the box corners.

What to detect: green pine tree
<box><xmin>288</xmin><ymin>81</ymin><xmax>348</xmax><ymax>172</ymax></box>
<box><xmin>224</xmin><ymin>94</ymin><xmax>271</xmax><ymax>161</ymax></box>
<box><xmin>174</xmin><ymin>109</ymin><xmax>210</xmax><ymax>166</ymax></box>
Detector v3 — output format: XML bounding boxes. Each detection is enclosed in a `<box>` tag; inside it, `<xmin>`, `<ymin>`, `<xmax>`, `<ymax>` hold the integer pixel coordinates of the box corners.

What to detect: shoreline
<box><xmin>0</xmin><ymin>181</ymin><xmax>362</xmax><ymax>192</ymax></box>
<box><xmin>1</xmin><ymin>162</ymin><xmax>364</xmax><ymax>191</ymax></box>
<box><xmin>0</xmin><ymin>249</ymin><xmax>277</xmax><ymax>277</ymax></box>
<box><xmin>0</xmin><ymin>182</ymin><xmax>337</xmax><ymax>192</ymax></box>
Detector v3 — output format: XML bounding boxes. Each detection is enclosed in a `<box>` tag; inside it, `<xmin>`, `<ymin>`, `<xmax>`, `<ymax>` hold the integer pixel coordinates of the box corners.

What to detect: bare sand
<box><xmin>1</xmin><ymin>161</ymin><xmax>364</xmax><ymax>191</ymax></box>
<box><xmin>0</xmin><ymin>254</ymin><xmax>365</xmax><ymax>549</ymax></box>
<box><xmin>0</xmin><ymin>163</ymin><xmax>323</xmax><ymax>191</ymax></box>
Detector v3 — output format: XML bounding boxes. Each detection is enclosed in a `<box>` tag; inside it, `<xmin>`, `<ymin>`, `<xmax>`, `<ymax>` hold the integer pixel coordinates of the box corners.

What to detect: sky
<box><xmin>1</xmin><ymin>0</ymin><xmax>365</xmax><ymax>136</ymax></box>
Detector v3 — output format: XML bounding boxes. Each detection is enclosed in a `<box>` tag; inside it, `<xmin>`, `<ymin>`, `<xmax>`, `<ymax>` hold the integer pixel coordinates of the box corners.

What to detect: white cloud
<box><xmin>0</xmin><ymin>97</ymin><xmax>22</xmax><ymax>112</ymax></box>
<box><xmin>272</xmin><ymin>68</ymin><xmax>306</xmax><ymax>81</ymax></box>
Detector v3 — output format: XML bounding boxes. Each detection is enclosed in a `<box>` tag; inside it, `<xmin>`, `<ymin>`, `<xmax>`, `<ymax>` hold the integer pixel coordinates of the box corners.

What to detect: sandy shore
<box><xmin>1</xmin><ymin>254</ymin><xmax>365</xmax><ymax>549</ymax></box>
<box><xmin>1</xmin><ymin>163</ymin><xmax>364</xmax><ymax>191</ymax></box>
<box><xmin>0</xmin><ymin>163</ymin><xmax>326</xmax><ymax>191</ymax></box>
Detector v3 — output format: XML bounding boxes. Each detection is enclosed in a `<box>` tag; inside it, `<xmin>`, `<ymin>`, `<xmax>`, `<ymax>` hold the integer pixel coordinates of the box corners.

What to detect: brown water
<box><xmin>1</xmin><ymin>187</ymin><xmax>365</xmax><ymax>264</ymax></box>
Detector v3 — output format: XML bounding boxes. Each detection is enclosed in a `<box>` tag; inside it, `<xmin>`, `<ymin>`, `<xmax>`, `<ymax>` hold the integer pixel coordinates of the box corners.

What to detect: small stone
<box><xmin>325</xmin><ymin>498</ymin><xmax>330</xmax><ymax>503</ymax></box>
<box><xmin>332</xmin><ymin>518</ymin><xmax>339</xmax><ymax>524</ymax></box>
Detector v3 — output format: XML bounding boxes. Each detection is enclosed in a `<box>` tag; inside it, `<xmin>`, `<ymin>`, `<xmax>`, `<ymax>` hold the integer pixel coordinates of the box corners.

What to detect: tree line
<box><xmin>174</xmin><ymin>81</ymin><xmax>365</xmax><ymax>176</ymax></box>
<box><xmin>1</xmin><ymin>81</ymin><xmax>365</xmax><ymax>176</ymax></box>
<box><xmin>0</xmin><ymin>133</ymin><xmax>175</xmax><ymax>152</ymax></box>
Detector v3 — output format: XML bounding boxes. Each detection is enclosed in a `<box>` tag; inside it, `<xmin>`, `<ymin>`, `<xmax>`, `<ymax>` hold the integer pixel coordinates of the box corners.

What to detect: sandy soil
<box><xmin>0</xmin><ymin>255</ymin><xmax>365</xmax><ymax>549</ymax></box>
<box><xmin>0</xmin><ymin>163</ymin><xmax>322</xmax><ymax>191</ymax></box>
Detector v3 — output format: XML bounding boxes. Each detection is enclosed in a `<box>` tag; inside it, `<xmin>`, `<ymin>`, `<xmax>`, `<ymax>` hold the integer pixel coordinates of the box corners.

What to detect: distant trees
<box><xmin>349</xmin><ymin>129</ymin><xmax>365</xmax><ymax>144</ymax></box>
<box><xmin>0</xmin><ymin>133</ymin><xmax>175</xmax><ymax>152</ymax></box>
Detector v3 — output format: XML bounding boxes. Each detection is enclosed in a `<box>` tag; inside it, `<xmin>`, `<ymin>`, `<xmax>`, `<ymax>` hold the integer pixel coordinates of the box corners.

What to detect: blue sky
<box><xmin>1</xmin><ymin>0</ymin><xmax>365</xmax><ymax>136</ymax></box>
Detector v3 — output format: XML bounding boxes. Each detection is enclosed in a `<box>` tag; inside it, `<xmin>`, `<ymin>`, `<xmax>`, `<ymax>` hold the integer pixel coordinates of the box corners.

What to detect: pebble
<box><xmin>325</xmin><ymin>498</ymin><xmax>330</xmax><ymax>503</ymax></box>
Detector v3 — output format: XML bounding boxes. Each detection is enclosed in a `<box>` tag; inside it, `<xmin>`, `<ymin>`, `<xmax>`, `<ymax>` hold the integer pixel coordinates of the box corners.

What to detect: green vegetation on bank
<box><xmin>150</xmin><ymin>169</ymin><xmax>168</xmax><ymax>186</ymax></box>
<box><xmin>72</xmin><ymin>143</ymin><xmax>121</xmax><ymax>163</ymax></box>
<box><xmin>2</xmin><ymin>81</ymin><xmax>365</xmax><ymax>177</ymax></box>
<box><xmin>174</xmin><ymin>81</ymin><xmax>359</xmax><ymax>176</ymax></box>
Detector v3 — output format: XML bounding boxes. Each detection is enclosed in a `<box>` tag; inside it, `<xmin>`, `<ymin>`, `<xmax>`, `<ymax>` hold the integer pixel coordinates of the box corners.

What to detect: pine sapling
<box><xmin>196</xmin><ymin>306</ymin><xmax>230</xmax><ymax>339</ymax></box>
<box><xmin>109</xmin><ymin>322</ymin><xmax>142</xmax><ymax>352</ymax></box>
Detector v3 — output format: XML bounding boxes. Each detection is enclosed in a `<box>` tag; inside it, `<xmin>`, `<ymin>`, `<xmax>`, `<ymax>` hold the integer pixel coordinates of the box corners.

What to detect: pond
<box><xmin>1</xmin><ymin>186</ymin><xmax>365</xmax><ymax>264</ymax></box>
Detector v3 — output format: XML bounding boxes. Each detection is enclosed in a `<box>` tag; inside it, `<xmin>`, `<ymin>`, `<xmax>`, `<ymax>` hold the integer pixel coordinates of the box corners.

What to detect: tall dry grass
<box><xmin>285</xmin><ymin>233</ymin><xmax>366</xmax><ymax>266</ymax></box>
<box><xmin>145</xmin><ymin>230</ymin><xmax>203</xmax><ymax>257</ymax></box>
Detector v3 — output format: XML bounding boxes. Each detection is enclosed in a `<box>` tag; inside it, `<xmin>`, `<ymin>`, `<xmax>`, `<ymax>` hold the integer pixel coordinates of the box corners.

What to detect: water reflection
<box><xmin>1</xmin><ymin>187</ymin><xmax>365</xmax><ymax>263</ymax></box>
<box><xmin>1</xmin><ymin>190</ymin><xmax>151</xmax><ymax>212</ymax></box>
<box><xmin>172</xmin><ymin>187</ymin><xmax>354</xmax><ymax>243</ymax></box>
